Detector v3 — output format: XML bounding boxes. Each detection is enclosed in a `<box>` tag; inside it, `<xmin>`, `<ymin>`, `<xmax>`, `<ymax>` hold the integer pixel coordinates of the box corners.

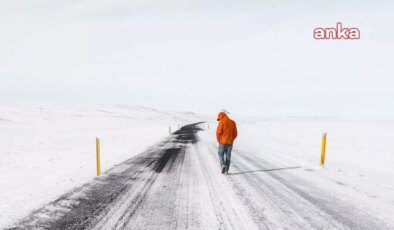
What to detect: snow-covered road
<box><xmin>9</xmin><ymin>123</ymin><xmax>391</xmax><ymax>229</ymax></box>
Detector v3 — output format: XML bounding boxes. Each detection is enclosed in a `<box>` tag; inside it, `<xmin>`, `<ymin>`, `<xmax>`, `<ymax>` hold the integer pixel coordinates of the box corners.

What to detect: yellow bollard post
<box><xmin>96</xmin><ymin>137</ymin><xmax>100</xmax><ymax>176</ymax></box>
<box><xmin>169</xmin><ymin>126</ymin><xmax>172</xmax><ymax>135</ymax></box>
<box><xmin>320</xmin><ymin>133</ymin><xmax>327</xmax><ymax>167</ymax></box>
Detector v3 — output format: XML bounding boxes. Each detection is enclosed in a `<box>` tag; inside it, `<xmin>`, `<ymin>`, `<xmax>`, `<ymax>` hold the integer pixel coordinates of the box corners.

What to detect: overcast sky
<box><xmin>1</xmin><ymin>1</ymin><xmax>393</xmax><ymax>118</ymax></box>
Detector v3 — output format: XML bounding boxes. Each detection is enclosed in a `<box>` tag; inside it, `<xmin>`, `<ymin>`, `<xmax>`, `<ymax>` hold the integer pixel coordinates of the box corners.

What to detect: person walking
<box><xmin>216</xmin><ymin>111</ymin><xmax>238</xmax><ymax>175</ymax></box>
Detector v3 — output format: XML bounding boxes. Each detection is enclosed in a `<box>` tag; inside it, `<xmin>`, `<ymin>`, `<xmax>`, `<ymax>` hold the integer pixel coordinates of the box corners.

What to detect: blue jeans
<box><xmin>218</xmin><ymin>144</ymin><xmax>233</xmax><ymax>170</ymax></box>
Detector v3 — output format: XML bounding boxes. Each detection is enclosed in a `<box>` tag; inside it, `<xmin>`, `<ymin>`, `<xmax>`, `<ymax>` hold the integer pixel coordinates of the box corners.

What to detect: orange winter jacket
<box><xmin>216</xmin><ymin>112</ymin><xmax>238</xmax><ymax>145</ymax></box>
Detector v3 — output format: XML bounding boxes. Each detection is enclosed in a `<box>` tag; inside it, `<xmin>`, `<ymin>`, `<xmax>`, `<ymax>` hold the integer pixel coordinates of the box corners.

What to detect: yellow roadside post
<box><xmin>320</xmin><ymin>133</ymin><xmax>327</xmax><ymax>167</ymax></box>
<box><xmin>96</xmin><ymin>137</ymin><xmax>100</xmax><ymax>176</ymax></box>
<box><xmin>169</xmin><ymin>126</ymin><xmax>172</xmax><ymax>135</ymax></box>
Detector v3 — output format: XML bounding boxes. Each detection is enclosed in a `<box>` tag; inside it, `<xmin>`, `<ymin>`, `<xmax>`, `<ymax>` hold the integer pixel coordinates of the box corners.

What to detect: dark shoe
<box><xmin>221</xmin><ymin>167</ymin><xmax>226</xmax><ymax>174</ymax></box>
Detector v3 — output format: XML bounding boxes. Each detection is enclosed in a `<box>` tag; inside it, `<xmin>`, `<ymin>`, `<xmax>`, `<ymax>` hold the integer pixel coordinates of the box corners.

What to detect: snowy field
<box><xmin>0</xmin><ymin>106</ymin><xmax>205</xmax><ymax>228</ymax></box>
<box><xmin>2</xmin><ymin>108</ymin><xmax>394</xmax><ymax>228</ymax></box>
<box><xmin>234</xmin><ymin>117</ymin><xmax>394</xmax><ymax>193</ymax></box>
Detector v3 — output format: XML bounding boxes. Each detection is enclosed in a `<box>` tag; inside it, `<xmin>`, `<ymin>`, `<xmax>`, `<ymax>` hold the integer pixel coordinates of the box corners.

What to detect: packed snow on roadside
<box><xmin>0</xmin><ymin>105</ymin><xmax>205</xmax><ymax>228</ymax></box>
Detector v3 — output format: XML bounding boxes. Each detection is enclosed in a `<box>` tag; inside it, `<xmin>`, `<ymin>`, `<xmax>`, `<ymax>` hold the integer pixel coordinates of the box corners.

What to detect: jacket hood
<box><xmin>217</xmin><ymin>112</ymin><xmax>228</xmax><ymax>121</ymax></box>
